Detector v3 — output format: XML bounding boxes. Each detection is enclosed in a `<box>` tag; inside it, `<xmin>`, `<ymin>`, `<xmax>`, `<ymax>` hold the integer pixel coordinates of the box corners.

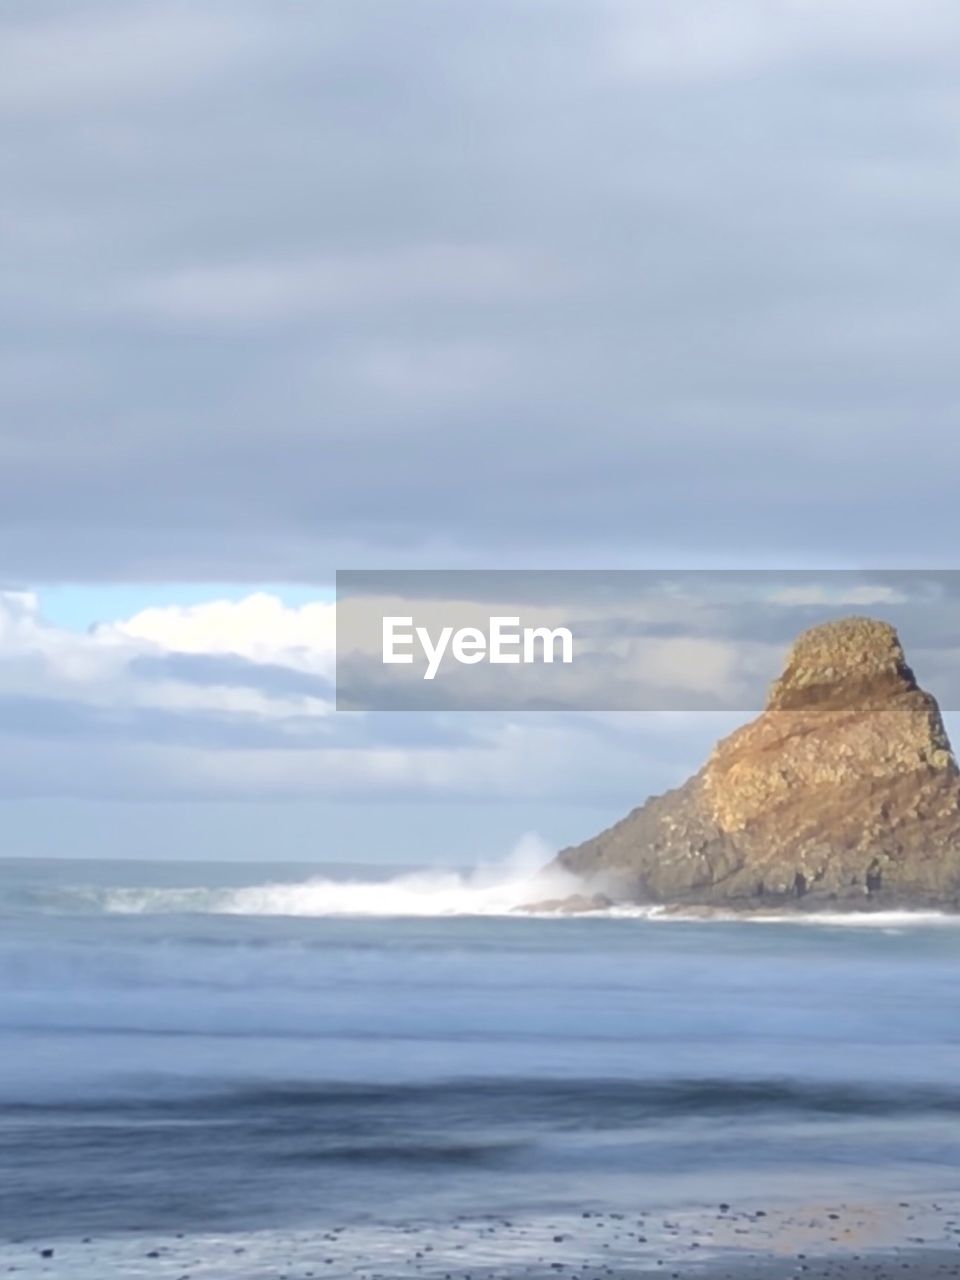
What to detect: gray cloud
<box><xmin>2</xmin><ymin>1</ymin><xmax>960</xmax><ymax>580</ymax></box>
<box><xmin>129</xmin><ymin>651</ymin><xmax>336</xmax><ymax>701</ymax></box>
<box><xmin>4</xmin><ymin>4</ymin><xmax>960</xmax><ymax>859</ymax></box>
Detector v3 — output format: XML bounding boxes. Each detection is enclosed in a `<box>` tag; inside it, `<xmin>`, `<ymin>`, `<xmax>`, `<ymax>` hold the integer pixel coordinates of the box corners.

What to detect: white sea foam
<box><xmin>612</xmin><ymin>906</ymin><xmax>959</xmax><ymax>928</ymax></box>
<box><xmin>98</xmin><ymin>835</ymin><xmax>585</xmax><ymax>918</ymax></box>
<box><xmin>753</xmin><ymin>909</ymin><xmax>958</xmax><ymax>929</ymax></box>
<box><xmin>87</xmin><ymin>883</ymin><xmax>960</xmax><ymax>927</ymax></box>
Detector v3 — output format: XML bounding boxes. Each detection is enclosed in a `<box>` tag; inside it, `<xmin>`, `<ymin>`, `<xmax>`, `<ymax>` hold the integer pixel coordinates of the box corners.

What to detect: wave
<box><xmin>607</xmin><ymin>905</ymin><xmax>960</xmax><ymax>928</ymax></box>
<box><xmin>752</xmin><ymin>909</ymin><xmax>959</xmax><ymax>928</ymax></box>
<box><xmin>22</xmin><ymin>885</ymin><xmax>960</xmax><ymax>927</ymax></box>
<box><xmin>15</xmin><ymin>1076</ymin><xmax>960</xmax><ymax>1122</ymax></box>
<box><xmin>7</xmin><ymin>841</ymin><xmax>959</xmax><ymax>925</ymax></box>
<box><xmin>94</xmin><ymin>836</ymin><xmax>585</xmax><ymax>919</ymax></box>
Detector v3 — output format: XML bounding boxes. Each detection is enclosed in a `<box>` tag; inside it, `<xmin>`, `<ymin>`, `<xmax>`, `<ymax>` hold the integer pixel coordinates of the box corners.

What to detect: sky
<box><xmin>2</xmin><ymin>0</ymin><xmax>960</xmax><ymax>861</ymax></box>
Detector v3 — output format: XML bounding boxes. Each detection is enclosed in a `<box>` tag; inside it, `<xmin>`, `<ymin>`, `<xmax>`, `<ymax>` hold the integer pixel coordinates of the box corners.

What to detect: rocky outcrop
<box><xmin>553</xmin><ymin>617</ymin><xmax>960</xmax><ymax>910</ymax></box>
<box><xmin>519</xmin><ymin>893</ymin><xmax>614</xmax><ymax>915</ymax></box>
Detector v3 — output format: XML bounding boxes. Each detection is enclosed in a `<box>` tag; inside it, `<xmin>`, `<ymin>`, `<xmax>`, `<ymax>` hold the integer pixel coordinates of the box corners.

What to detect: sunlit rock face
<box><xmin>554</xmin><ymin>617</ymin><xmax>960</xmax><ymax>910</ymax></box>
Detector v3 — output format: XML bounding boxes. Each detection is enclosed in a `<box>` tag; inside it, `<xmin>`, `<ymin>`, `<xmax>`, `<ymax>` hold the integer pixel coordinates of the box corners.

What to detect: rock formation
<box><xmin>518</xmin><ymin>892</ymin><xmax>614</xmax><ymax>915</ymax></box>
<box><xmin>553</xmin><ymin>616</ymin><xmax>960</xmax><ymax>911</ymax></box>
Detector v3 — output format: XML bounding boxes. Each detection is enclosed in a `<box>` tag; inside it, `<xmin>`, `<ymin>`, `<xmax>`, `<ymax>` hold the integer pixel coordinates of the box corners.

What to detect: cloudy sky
<box><xmin>2</xmin><ymin>1</ymin><xmax>960</xmax><ymax>862</ymax></box>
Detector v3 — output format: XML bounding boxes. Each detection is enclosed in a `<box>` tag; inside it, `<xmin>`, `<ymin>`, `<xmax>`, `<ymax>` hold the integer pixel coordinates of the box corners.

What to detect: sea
<box><xmin>1</xmin><ymin>850</ymin><xmax>959</xmax><ymax>1278</ymax></box>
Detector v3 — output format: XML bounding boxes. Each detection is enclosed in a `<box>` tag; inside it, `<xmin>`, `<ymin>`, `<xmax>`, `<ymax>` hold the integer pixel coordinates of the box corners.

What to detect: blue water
<box><xmin>1</xmin><ymin>857</ymin><xmax>959</xmax><ymax>1250</ymax></box>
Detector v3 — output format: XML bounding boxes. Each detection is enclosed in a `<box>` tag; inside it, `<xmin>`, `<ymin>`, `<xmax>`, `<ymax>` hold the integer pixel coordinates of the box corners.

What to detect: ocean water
<box><xmin>2</xmin><ymin>853</ymin><xmax>960</xmax><ymax>1276</ymax></box>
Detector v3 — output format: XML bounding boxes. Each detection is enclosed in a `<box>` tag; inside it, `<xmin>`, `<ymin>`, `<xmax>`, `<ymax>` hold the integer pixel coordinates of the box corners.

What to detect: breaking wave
<box><xmin>95</xmin><ymin>836</ymin><xmax>584</xmax><ymax>919</ymax></box>
<box><xmin>5</xmin><ymin>843</ymin><xmax>958</xmax><ymax>927</ymax></box>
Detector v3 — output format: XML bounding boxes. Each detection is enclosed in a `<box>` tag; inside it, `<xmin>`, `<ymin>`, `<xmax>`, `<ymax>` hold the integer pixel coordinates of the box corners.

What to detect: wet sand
<box><xmin>692</xmin><ymin>1259</ymin><xmax>960</xmax><ymax>1279</ymax></box>
<box><xmin>5</xmin><ymin>1197</ymin><xmax>960</xmax><ymax>1278</ymax></box>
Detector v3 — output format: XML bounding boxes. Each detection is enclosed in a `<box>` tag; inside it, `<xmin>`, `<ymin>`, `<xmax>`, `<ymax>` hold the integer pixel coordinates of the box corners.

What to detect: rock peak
<box><xmin>766</xmin><ymin>614</ymin><xmax>917</xmax><ymax>711</ymax></box>
<box><xmin>554</xmin><ymin>614</ymin><xmax>960</xmax><ymax>911</ymax></box>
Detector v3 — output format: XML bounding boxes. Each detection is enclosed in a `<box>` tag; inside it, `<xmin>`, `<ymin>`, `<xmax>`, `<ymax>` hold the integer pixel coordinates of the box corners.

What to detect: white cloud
<box><xmin>0</xmin><ymin>589</ymin><xmax>335</xmax><ymax>717</ymax></box>
<box><xmin>101</xmin><ymin>593</ymin><xmax>336</xmax><ymax>675</ymax></box>
<box><xmin>0</xmin><ymin>588</ymin><xmax>720</xmax><ymax>805</ymax></box>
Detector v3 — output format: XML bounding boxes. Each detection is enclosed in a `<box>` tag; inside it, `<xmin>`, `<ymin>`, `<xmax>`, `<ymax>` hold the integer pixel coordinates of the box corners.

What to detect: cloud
<box><xmin>5</xmin><ymin>575</ymin><xmax>960</xmax><ymax>806</ymax></box>
<box><xmin>0</xmin><ymin>587</ymin><xmax>741</xmax><ymax>804</ymax></box>
<box><xmin>129</xmin><ymin>652</ymin><xmax>334</xmax><ymax>700</ymax></box>
<box><xmin>100</xmin><ymin>593</ymin><xmax>336</xmax><ymax>673</ymax></box>
<box><xmin>124</xmin><ymin>246</ymin><xmax>564</xmax><ymax>329</ymax></box>
<box><xmin>5</xmin><ymin>3</ymin><xmax>960</xmax><ymax>858</ymax></box>
<box><xmin>1</xmin><ymin>1</ymin><xmax>959</xmax><ymax>578</ymax></box>
<box><xmin>768</xmin><ymin>585</ymin><xmax>908</xmax><ymax>608</ymax></box>
<box><xmin>0</xmin><ymin>588</ymin><xmax>332</xmax><ymax>714</ymax></box>
<box><xmin>606</xmin><ymin>0</ymin><xmax>960</xmax><ymax>83</ymax></box>
<box><xmin>0</xmin><ymin>6</ymin><xmax>267</xmax><ymax>113</ymax></box>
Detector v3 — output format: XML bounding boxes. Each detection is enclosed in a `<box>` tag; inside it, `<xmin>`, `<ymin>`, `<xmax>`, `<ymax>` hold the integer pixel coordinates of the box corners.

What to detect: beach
<box><xmin>4</xmin><ymin>1198</ymin><xmax>960</xmax><ymax>1278</ymax></box>
<box><xmin>2</xmin><ymin>857</ymin><xmax>959</xmax><ymax>1279</ymax></box>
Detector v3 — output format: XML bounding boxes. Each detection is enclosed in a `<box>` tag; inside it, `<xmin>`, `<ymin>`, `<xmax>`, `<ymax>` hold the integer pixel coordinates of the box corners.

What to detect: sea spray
<box><xmin>97</xmin><ymin>834</ymin><xmax>583</xmax><ymax>918</ymax></box>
